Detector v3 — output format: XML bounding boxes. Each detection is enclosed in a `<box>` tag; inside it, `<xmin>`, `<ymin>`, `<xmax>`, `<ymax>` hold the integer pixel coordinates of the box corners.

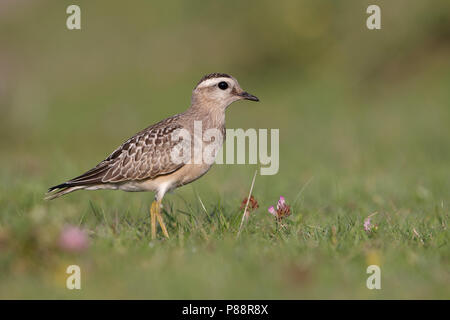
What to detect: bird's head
<box><xmin>191</xmin><ymin>73</ymin><xmax>259</xmax><ymax>110</ymax></box>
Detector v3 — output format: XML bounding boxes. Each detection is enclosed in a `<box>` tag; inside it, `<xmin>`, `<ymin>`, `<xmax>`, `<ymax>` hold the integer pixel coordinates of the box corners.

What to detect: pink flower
<box><xmin>268</xmin><ymin>196</ymin><xmax>291</xmax><ymax>220</ymax></box>
<box><xmin>268</xmin><ymin>206</ymin><xmax>276</xmax><ymax>216</ymax></box>
<box><xmin>364</xmin><ymin>213</ymin><xmax>379</xmax><ymax>233</ymax></box>
<box><xmin>278</xmin><ymin>196</ymin><xmax>285</xmax><ymax>207</ymax></box>
<box><xmin>364</xmin><ymin>217</ymin><xmax>372</xmax><ymax>232</ymax></box>
<box><xmin>59</xmin><ymin>226</ymin><xmax>89</xmax><ymax>252</ymax></box>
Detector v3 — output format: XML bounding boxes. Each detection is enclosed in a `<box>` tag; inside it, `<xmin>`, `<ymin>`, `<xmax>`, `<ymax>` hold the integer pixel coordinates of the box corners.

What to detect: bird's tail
<box><xmin>44</xmin><ymin>183</ymin><xmax>84</xmax><ymax>200</ymax></box>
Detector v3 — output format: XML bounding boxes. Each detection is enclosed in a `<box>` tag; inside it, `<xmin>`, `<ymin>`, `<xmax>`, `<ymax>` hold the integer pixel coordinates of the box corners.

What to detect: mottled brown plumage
<box><xmin>51</xmin><ymin>116</ymin><xmax>184</xmax><ymax>189</ymax></box>
<box><xmin>46</xmin><ymin>73</ymin><xmax>259</xmax><ymax>238</ymax></box>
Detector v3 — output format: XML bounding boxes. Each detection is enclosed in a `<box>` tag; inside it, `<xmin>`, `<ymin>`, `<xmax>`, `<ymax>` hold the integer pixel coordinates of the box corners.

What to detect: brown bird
<box><xmin>46</xmin><ymin>73</ymin><xmax>259</xmax><ymax>239</ymax></box>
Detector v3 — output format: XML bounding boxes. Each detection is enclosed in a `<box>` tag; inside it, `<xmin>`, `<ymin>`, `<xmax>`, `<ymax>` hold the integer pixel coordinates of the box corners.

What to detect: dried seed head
<box><xmin>240</xmin><ymin>195</ymin><xmax>259</xmax><ymax>212</ymax></box>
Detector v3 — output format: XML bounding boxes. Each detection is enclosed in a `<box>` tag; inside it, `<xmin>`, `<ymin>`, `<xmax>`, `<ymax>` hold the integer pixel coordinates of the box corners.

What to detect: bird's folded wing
<box><xmin>66</xmin><ymin>121</ymin><xmax>185</xmax><ymax>186</ymax></box>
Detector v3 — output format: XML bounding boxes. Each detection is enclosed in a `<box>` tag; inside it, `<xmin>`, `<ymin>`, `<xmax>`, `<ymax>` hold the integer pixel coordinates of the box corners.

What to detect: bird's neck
<box><xmin>186</xmin><ymin>103</ymin><xmax>226</xmax><ymax>131</ymax></box>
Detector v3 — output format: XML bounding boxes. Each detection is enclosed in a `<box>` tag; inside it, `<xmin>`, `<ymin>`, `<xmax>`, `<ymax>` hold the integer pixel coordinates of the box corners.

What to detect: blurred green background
<box><xmin>0</xmin><ymin>1</ymin><xmax>449</xmax><ymax>299</ymax></box>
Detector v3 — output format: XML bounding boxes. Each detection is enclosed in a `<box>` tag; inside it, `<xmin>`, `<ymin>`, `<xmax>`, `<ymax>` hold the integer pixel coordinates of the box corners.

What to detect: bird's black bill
<box><xmin>239</xmin><ymin>91</ymin><xmax>259</xmax><ymax>101</ymax></box>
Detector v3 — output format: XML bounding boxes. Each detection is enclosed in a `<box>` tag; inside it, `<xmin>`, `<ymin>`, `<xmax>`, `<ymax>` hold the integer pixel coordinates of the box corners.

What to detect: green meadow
<box><xmin>0</xmin><ymin>1</ymin><xmax>449</xmax><ymax>299</ymax></box>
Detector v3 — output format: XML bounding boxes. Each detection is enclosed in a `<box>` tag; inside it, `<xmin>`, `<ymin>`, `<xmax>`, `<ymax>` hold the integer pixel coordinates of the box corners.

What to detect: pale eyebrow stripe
<box><xmin>196</xmin><ymin>77</ymin><xmax>231</xmax><ymax>89</ymax></box>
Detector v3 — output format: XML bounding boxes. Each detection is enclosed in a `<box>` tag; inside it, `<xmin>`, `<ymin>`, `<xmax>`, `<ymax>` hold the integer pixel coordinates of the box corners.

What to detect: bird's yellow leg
<box><xmin>150</xmin><ymin>201</ymin><xmax>157</xmax><ymax>239</ymax></box>
<box><xmin>155</xmin><ymin>200</ymin><xmax>170</xmax><ymax>238</ymax></box>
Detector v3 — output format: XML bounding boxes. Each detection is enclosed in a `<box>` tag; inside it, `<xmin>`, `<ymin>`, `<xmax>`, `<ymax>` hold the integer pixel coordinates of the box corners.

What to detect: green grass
<box><xmin>0</xmin><ymin>68</ymin><xmax>449</xmax><ymax>299</ymax></box>
<box><xmin>0</xmin><ymin>176</ymin><xmax>448</xmax><ymax>299</ymax></box>
<box><xmin>0</xmin><ymin>1</ymin><xmax>449</xmax><ymax>299</ymax></box>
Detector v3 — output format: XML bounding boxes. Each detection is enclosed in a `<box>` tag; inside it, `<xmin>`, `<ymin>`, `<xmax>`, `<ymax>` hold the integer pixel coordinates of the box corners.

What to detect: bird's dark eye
<box><xmin>218</xmin><ymin>81</ymin><xmax>228</xmax><ymax>90</ymax></box>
